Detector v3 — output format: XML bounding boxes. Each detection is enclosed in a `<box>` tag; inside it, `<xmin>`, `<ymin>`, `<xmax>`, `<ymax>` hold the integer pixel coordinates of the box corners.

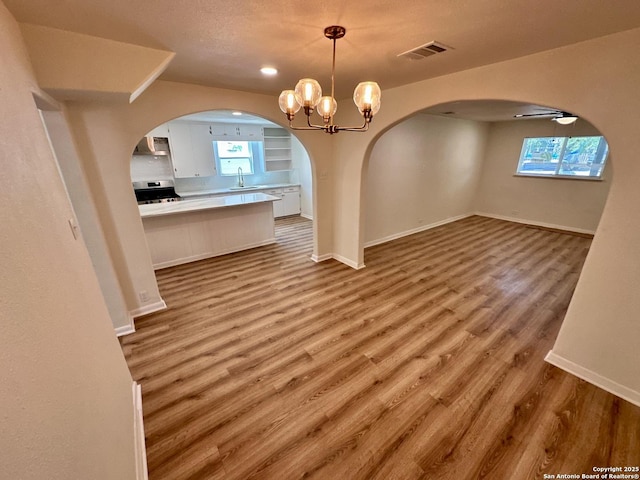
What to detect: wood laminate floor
<box><xmin>121</xmin><ymin>215</ymin><xmax>640</xmax><ymax>480</ymax></box>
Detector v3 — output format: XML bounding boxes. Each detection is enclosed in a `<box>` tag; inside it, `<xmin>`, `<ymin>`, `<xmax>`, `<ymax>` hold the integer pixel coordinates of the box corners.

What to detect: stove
<box><xmin>132</xmin><ymin>180</ymin><xmax>181</xmax><ymax>205</ymax></box>
<box><xmin>139</xmin><ymin>197</ymin><xmax>182</xmax><ymax>205</ymax></box>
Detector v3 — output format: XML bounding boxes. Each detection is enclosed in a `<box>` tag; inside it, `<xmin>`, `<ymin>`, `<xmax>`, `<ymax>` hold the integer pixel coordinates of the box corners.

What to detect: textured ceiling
<box><xmin>6</xmin><ymin>0</ymin><xmax>640</xmax><ymax>100</ymax></box>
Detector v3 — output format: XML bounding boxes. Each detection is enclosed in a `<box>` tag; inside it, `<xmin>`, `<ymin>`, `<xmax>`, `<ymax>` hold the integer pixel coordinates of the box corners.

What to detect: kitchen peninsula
<box><xmin>139</xmin><ymin>192</ymin><xmax>279</xmax><ymax>269</ymax></box>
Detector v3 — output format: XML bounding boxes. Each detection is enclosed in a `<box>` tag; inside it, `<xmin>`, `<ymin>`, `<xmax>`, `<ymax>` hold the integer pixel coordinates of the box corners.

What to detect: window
<box><xmin>516</xmin><ymin>136</ymin><xmax>609</xmax><ymax>179</ymax></box>
<box><xmin>214</xmin><ymin>141</ymin><xmax>263</xmax><ymax>175</ymax></box>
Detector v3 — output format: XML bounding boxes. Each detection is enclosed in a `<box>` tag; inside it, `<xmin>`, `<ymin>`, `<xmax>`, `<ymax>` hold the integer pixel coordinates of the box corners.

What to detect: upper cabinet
<box><xmin>239</xmin><ymin>125</ymin><xmax>263</xmax><ymax>141</ymax></box>
<box><xmin>156</xmin><ymin>121</ymin><xmax>268</xmax><ymax>178</ymax></box>
<box><xmin>210</xmin><ymin>124</ymin><xmax>263</xmax><ymax>141</ymax></box>
<box><xmin>147</xmin><ymin>124</ymin><xmax>170</xmax><ymax>137</ymax></box>
<box><xmin>167</xmin><ymin>122</ymin><xmax>216</xmax><ymax>178</ymax></box>
<box><xmin>263</xmin><ymin>127</ymin><xmax>292</xmax><ymax>171</ymax></box>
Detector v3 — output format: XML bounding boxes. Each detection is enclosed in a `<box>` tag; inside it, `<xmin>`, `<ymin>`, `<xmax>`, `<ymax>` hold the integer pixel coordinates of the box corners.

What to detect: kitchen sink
<box><xmin>229</xmin><ymin>186</ymin><xmax>259</xmax><ymax>190</ymax></box>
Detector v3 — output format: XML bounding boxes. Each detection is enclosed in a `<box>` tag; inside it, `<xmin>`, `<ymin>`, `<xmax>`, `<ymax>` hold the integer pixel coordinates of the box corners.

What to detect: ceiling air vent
<box><xmin>398</xmin><ymin>41</ymin><xmax>450</xmax><ymax>60</ymax></box>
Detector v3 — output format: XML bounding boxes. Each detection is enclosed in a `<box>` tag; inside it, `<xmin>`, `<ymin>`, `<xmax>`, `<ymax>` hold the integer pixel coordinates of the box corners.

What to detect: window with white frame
<box><xmin>214</xmin><ymin>140</ymin><xmax>264</xmax><ymax>176</ymax></box>
<box><xmin>516</xmin><ymin>136</ymin><xmax>609</xmax><ymax>179</ymax></box>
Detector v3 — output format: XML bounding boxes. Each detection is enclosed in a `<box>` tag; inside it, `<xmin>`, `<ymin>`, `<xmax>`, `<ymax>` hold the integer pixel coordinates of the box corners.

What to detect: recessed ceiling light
<box><xmin>260</xmin><ymin>67</ymin><xmax>278</xmax><ymax>76</ymax></box>
<box><xmin>232</xmin><ymin>111</ymin><xmax>242</xmax><ymax>116</ymax></box>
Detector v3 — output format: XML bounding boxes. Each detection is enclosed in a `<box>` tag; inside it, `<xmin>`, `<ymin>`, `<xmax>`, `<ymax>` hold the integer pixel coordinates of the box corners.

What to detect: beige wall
<box><xmin>331</xmin><ymin>28</ymin><xmax>640</xmax><ymax>404</ymax></box>
<box><xmin>475</xmin><ymin>118</ymin><xmax>610</xmax><ymax>233</ymax></box>
<box><xmin>291</xmin><ymin>134</ymin><xmax>313</xmax><ymax>218</ymax></box>
<box><xmin>0</xmin><ymin>2</ymin><xmax>137</xmax><ymax>479</ymax></box>
<box><xmin>16</xmin><ymin>20</ymin><xmax>638</xmax><ymax>454</ymax></box>
<box><xmin>364</xmin><ymin>114</ymin><xmax>488</xmax><ymax>246</ymax></box>
<box><xmin>65</xmin><ymin>81</ymin><xmax>333</xmax><ymax>314</ymax></box>
<box><xmin>64</xmin><ymin>28</ymin><xmax>640</xmax><ymax>404</ymax></box>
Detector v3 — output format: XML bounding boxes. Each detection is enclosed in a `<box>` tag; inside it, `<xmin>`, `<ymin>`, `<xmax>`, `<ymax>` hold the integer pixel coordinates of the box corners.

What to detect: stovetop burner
<box><xmin>139</xmin><ymin>197</ymin><xmax>182</xmax><ymax>205</ymax></box>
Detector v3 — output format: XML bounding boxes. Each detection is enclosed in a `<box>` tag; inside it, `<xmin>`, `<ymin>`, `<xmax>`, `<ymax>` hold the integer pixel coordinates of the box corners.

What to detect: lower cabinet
<box><xmin>264</xmin><ymin>186</ymin><xmax>300</xmax><ymax>218</ymax></box>
<box><xmin>264</xmin><ymin>188</ymin><xmax>285</xmax><ymax>217</ymax></box>
<box><xmin>282</xmin><ymin>187</ymin><xmax>301</xmax><ymax>216</ymax></box>
<box><xmin>206</xmin><ymin>185</ymin><xmax>301</xmax><ymax>218</ymax></box>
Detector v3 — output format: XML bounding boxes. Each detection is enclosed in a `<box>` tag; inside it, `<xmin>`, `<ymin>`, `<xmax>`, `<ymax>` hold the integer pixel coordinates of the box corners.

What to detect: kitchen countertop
<box><xmin>139</xmin><ymin>192</ymin><xmax>280</xmax><ymax>218</ymax></box>
<box><xmin>177</xmin><ymin>183</ymin><xmax>299</xmax><ymax>198</ymax></box>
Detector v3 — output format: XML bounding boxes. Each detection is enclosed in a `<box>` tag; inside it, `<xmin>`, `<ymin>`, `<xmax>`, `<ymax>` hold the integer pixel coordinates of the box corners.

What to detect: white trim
<box><xmin>132</xmin><ymin>382</ymin><xmax>149</xmax><ymax>480</ymax></box>
<box><xmin>333</xmin><ymin>253</ymin><xmax>365</xmax><ymax>270</ymax></box>
<box><xmin>151</xmin><ymin>238</ymin><xmax>276</xmax><ymax>270</ymax></box>
<box><xmin>130</xmin><ymin>52</ymin><xmax>176</xmax><ymax>103</ymax></box>
<box><xmin>311</xmin><ymin>253</ymin><xmax>333</xmax><ymax>263</ymax></box>
<box><xmin>545</xmin><ymin>350</ymin><xmax>640</xmax><ymax>407</ymax></box>
<box><xmin>310</xmin><ymin>253</ymin><xmax>365</xmax><ymax>269</ymax></box>
<box><xmin>300</xmin><ymin>213</ymin><xmax>313</xmax><ymax>220</ymax></box>
<box><xmin>115</xmin><ymin>323</ymin><xmax>136</xmax><ymax>337</ymax></box>
<box><xmin>363</xmin><ymin>213</ymin><xmax>474</xmax><ymax>248</ymax></box>
<box><xmin>474</xmin><ymin>212</ymin><xmax>596</xmax><ymax>236</ymax></box>
<box><xmin>129</xmin><ymin>299</ymin><xmax>167</xmax><ymax>319</ymax></box>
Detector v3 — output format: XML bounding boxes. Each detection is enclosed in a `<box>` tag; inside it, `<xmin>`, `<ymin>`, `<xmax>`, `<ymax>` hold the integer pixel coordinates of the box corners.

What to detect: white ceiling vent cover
<box><xmin>398</xmin><ymin>41</ymin><xmax>450</xmax><ymax>60</ymax></box>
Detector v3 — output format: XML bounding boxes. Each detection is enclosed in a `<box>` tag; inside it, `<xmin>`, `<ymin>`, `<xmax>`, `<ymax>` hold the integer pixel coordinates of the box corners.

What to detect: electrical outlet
<box><xmin>139</xmin><ymin>290</ymin><xmax>149</xmax><ymax>302</ymax></box>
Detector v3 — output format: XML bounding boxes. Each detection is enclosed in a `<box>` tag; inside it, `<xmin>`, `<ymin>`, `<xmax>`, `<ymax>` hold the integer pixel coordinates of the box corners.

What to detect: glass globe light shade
<box><xmin>554</xmin><ymin>116</ymin><xmax>578</xmax><ymax>125</ymax></box>
<box><xmin>353</xmin><ymin>82</ymin><xmax>381</xmax><ymax>114</ymax></box>
<box><xmin>317</xmin><ymin>96</ymin><xmax>338</xmax><ymax>120</ymax></box>
<box><xmin>278</xmin><ymin>90</ymin><xmax>301</xmax><ymax>115</ymax></box>
<box><xmin>369</xmin><ymin>101</ymin><xmax>381</xmax><ymax>117</ymax></box>
<box><xmin>294</xmin><ymin>78</ymin><xmax>322</xmax><ymax>108</ymax></box>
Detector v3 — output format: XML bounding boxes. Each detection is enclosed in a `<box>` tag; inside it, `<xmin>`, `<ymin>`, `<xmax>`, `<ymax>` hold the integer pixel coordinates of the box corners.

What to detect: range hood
<box><xmin>134</xmin><ymin>136</ymin><xmax>171</xmax><ymax>156</ymax></box>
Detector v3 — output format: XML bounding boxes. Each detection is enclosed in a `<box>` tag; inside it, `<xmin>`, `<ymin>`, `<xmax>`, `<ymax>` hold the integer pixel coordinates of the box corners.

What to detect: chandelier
<box><xmin>278</xmin><ymin>26</ymin><xmax>381</xmax><ymax>134</ymax></box>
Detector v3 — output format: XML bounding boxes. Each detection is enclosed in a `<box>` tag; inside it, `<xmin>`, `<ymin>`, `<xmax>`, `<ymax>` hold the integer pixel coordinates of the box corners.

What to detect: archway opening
<box><xmin>363</xmin><ymin>99</ymin><xmax>612</xmax><ymax>258</ymax></box>
<box><xmin>130</xmin><ymin>109</ymin><xmax>314</xmax><ymax>271</ymax></box>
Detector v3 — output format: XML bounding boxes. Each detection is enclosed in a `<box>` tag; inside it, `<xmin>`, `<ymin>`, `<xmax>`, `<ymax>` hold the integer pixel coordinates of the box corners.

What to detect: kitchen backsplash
<box><xmin>131</xmin><ymin>154</ymin><xmax>296</xmax><ymax>191</ymax></box>
<box><xmin>130</xmin><ymin>155</ymin><xmax>173</xmax><ymax>182</ymax></box>
<box><xmin>174</xmin><ymin>170</ymin><xmax>294</xmax><ymax>193</ymax></box>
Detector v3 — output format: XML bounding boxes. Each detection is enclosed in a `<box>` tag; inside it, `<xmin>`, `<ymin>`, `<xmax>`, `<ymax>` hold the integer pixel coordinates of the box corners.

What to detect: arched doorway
<box><xmin>362</xmin><ymin>100</ymin><xmax>611</xmax><ymax>259</ymax></box>
<box><xmin>130</xmin><ymin>109</ymin><xmax>315</xmax><ymax>271</ymax></box>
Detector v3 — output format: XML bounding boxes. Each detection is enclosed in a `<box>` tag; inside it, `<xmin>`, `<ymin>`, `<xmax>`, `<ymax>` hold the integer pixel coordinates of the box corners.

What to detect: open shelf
<box><xmin>263</xmin><ymin>127</ymin><xmax>292</xmax><ymax>172</ymax></box>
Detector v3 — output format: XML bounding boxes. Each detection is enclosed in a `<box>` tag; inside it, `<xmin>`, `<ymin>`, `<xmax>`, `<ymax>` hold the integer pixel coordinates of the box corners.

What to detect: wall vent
<box><xmin>398</xmin><ymin>41</ymin><xmax>450</xmax><ymax>60</ymax></box>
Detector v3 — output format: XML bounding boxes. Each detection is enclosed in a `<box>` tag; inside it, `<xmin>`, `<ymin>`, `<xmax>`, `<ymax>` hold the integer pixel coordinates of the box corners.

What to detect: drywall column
<box><xmin>40</xmin><ymin>109</ymin><xmax>133</xmax><ymax>332</ymax></box>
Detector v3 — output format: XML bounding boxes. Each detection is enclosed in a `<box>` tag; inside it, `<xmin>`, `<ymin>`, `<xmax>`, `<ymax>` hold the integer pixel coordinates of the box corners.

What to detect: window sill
<box><xmin>513</xmin><ymin>173</ymin><xmax>604</xmax><ymax>182</ymax></box>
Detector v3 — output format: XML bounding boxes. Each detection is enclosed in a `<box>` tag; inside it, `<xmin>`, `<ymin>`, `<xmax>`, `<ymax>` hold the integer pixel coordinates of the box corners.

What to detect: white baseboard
<box><xmin>132</xmin><ymin>382</ymin><xmax>148</xmax><ymax>480</ymax></box>
<box><xmin>311</xmin><ymin>253</ymin><xmax>333</xmax><ymax>263</ymax></box>
<box><xmin>310</xmin><ymin>252</ymin><xmax>365</xmax><ymax>269</ymax></box>
<box><xmin>333</xmin><ymin>253</ymin><xmax>365</xmax><ymax>270</ymax></box>
<box><xmin>129</xmin><ymin>299</ymin><xmax>167</xmax><ymax>319</ymax></box>
<box><xmin>545</xmin><ymin>350</ymin><xmax>640</xmax><ymax>407</ymax></box>
<box><xmin>364</xmin><ymin>213</ymin><xmax>474</xmax><ymax>248</ymax></box>
<box><xmin>474</xmin><ymin>212</ymin><xmax>596</xmax><ymax>236</ymax></box>
<box><xmin>115</xmin><ymin>322</ymin><xmax>136</xmax><ymax>337</ymax></box>
<box><xmin>152</xmin><ymin>238</ymin><xmax>276</xmax><ymax>270</ymax></box>
<box><xmin>300</xmin><ymin>213</ymin><xmax>313</xmax><ymax>220</ymax></box>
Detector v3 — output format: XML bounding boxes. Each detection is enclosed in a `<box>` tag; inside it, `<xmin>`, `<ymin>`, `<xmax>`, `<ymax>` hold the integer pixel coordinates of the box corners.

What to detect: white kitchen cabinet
<box><xmin>264</xmin><ymin>188</ymin><xmax>284</xmax><ymax>217</ymax></box>
<box><xmin>210</xmin><ymin>124</ymin><xmax>238</xmax><ymax>139</ymax></box>
<box><xmin>262</xmin><ymin>186</ymin><xmax>300</xmax><ymax>218</ymax></box>
<box><xmin>140</xmin><ymin>198</ymin><xmax>277</xmax><ymax>269</ymax></box>
<box><xmin>190</xmin><ymin>124</ymin><xmax>215</xmax><ymax>174</ymax></box>
<box><xmin>282</xmin><ymin>186</ymin><xmax>301</xmax><ymax>216</ymax></box>
<box><xmin>210</xmin><ymin>124</ymin><xmax>263</xmax><ymax>141</ymax></box>
<box><xmin>168</xmin><ymin>122</ymin><xmax>216</xmax><ymax>178</ymax></box>
<box><xmin>237</xmin><ymin>125</ymin><xmax>263</xmax><ymax>140</ymax></box>
<box><xmin>148</xmin><ymin>123</ymin><xmax>170</xmax><ymax>137</ymax></box>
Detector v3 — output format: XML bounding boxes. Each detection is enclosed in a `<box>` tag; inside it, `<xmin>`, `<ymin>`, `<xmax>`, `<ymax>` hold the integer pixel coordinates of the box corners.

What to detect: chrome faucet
<box><xmin>237</xmin><ymin>166</ymin><xmax>244</xmax><ymax>187</ymax></box>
